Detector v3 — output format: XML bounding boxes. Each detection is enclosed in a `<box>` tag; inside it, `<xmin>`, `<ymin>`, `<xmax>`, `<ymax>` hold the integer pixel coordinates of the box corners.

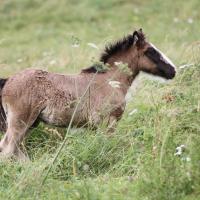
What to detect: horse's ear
<box><xmin>138</xmin><ymin>28</ymin><xmax>143</xmax><ymax>33</ymax></box>
<box><xmin>133</xmin><ymin>29</ymin><xmax>145</xmax><ymax>49</ymax></box>
<box><xmin>133</xmin><ymin>30</ymin><xmax>139</xmax><ymax>42</ymax></box>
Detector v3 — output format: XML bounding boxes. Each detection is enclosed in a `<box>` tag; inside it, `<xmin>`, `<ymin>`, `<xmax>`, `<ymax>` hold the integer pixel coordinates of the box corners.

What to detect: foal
<box><xmin>0</xmin><ymin>29</ymin><xmax>176</xmax><ymax>160</ymax></box>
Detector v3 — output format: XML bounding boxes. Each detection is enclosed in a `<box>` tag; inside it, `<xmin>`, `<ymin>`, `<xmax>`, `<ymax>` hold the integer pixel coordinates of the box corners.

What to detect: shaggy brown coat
<box><xmin>0</xmin><ymin>29</ymin><xmax>176</xmax><ymax>160</ymax></box>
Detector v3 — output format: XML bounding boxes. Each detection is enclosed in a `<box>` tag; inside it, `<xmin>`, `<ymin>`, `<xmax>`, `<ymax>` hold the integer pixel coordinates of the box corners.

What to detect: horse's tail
<box><xmin>0</xmin><ymin>78</ymin><xmax>7</xmax><ymax>133</ymax></box>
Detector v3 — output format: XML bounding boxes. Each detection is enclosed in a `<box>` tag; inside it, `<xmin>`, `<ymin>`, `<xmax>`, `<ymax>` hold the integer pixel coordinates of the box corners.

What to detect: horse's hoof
<box><xmin>16</xmin><ymin>151</ymin><xmax>30</xmax><ymax>163</ymax></box>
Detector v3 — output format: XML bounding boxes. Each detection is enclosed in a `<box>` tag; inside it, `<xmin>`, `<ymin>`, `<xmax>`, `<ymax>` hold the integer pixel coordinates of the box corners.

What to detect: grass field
<box><xmin>0</xmin><ymin>0</ymin><xmax>200</xmax><ymax>199</ymax></box>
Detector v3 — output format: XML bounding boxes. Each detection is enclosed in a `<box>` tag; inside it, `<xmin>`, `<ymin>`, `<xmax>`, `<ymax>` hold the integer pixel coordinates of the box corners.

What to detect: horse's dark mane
<box><xmin>100</xmin><ymin>32</ymin><xmax>145</xmax><ymax>63</ymax></box>
<box><xmin>81</xmin><ymin>65</ymin><xmax>98</xmax><ymax>73</ymax></box>
<box><xmin>100</xmin><ymin>34</ymin><xmax>134</xmax><ymax>64</ymax></box>
<box><xmin>81</xmin><ymin>31</ymin><xmax>145</xmax><ymax>73</ymax></box>
<box><xmin>81</xmin><ymin>63</ymin><xmax>108</xmax><ymax>74</ymax></box>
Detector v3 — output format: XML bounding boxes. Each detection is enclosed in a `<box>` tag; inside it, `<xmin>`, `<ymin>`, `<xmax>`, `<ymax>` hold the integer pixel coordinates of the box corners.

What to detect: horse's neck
<box><xmin>105</xmin><ymin>55</ymin><xmax>139</xmax><ymax>95</ymax></box>
<box><xmin>110</xmin><ymin>68</ymin><xmax>138</xmax><ymax>94</ymax></box>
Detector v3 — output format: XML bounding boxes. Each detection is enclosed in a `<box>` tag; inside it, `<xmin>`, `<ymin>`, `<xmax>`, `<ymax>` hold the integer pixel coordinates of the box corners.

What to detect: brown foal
<box><xmin>0</xmin><ymin>29</ymin><xmax>176</xmax><ymax>160</ymax></box>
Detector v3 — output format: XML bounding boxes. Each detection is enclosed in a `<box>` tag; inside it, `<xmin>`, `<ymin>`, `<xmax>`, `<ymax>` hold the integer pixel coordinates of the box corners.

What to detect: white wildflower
<box><xmin>72</xmin><ymin>44</ymin><xmax>79</xmax><ymax>48</ymax></box>
<box><xmin>173</xmin><ymin>17</ymin><xmax>179</xmax><ymax>23</ymax></box>
<box><xmin>49</xmin><ymin>60</ymin><xmax>57</xmax><ymax>65</ymax></box>
<box><xmin>186</xmin><ymin>157</ymin><xmax>191</xmax><ymax>162</ymax></box>
<box><xmin>181</xmin><ymin>156</ymin><xmax>191</xmax><ymax>162</ymax></box>
<box><xmin>179</xmin><ymin>63</ymin><xmax>194</xmax><ymax>69</ymax></box>
<box><xmin>187</xmin><ymin>18</ymin><xmax>193</xmax><ymax>24</ymax></box>
<box><xmin>108</xmin><ymin>80</ymin><xmax>121</xmax><ymax>88</ymax></box>
<box><xmin>83</xmin><ymin>164</ymin><xmax>90</xmax><ymax>171</ymax></box>
<box><xmin>174</xmin><ymin>144</ymin><xmax>185</xmax><ymax>156</ymax></box>
<box><xmin>114</xmin><ymin>61</ymin><xmax>123</xmax><ymax>66</ymax></box>
<box><xmin>174</xmin><ymin>148</ymin><xmax>182</xmax><ymax>156</ymax></box>
<box><xmin>17</xmin><ymin>58</ymin><xmax>23</xmax><ymax>63</ymax></box>
<box><xmin>129</xmin><ymin>108</ymin><xmax>138</xmax><ymax>116</ymax></box>
<box><xmin>87</xmin><ymin>43</ymin><xmax>99</xmax><ymax>49</ymax></box>
<box><xmin>180</xmin><ymin>144</ymin><xmax>185</xmax><ymax>148</ymax></box>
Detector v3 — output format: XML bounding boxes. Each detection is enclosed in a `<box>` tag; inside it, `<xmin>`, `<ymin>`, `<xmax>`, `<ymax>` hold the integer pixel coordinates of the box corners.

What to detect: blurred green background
<box><xmin>0</xmin><ymin>0</ymin><xmax>199</xmax><ymax>76</ymax></box>
<box><xmin>0</xmin><ymin>0</ymin><xmax>200</xmax><ymax>200</ymax></box>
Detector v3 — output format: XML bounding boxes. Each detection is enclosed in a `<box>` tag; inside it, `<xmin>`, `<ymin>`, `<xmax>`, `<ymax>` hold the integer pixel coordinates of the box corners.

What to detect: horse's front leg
<box><xmin>107</xmin><ymin>115</ymin><xmax>118</xmax><ymax>134</ymax></box>
<box><xmin>107</xmin><ymin>105</ymin><xmax>125</xmax><ymax>134</ymax></box>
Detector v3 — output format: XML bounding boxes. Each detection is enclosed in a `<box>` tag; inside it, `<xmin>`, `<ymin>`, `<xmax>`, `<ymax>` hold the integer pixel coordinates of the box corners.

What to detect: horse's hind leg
<box><xmin>0</xmin><ymin>105</ymin><xmax>41</xmax><ymax>161</ymax></box>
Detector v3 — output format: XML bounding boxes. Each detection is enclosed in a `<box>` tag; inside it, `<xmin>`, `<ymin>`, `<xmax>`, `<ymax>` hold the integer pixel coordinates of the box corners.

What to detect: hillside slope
<box><xmin>0</xmin><ymin>0</ymin><xmax>199</xmax><ymax>199</ymax></box>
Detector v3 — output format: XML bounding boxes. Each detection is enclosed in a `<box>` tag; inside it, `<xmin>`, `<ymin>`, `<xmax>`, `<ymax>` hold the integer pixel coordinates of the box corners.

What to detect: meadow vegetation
<box><xmin>0</xmin><ymin>0</ymin><xmax>199</xmax><ymax>199</ymax></box>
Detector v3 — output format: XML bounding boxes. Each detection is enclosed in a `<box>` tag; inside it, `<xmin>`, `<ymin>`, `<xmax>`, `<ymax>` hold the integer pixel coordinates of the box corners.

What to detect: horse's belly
<box><xmin>39</xmin><ymin>105</ymin><xmax>86</xmax><ymax>127</ymax></box>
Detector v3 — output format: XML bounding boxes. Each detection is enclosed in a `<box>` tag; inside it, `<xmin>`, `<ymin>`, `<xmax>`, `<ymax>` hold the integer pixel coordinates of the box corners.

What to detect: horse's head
<box><xmin>133</xmin><ymin>29</ymin><xmax>176</xmax><ymax>79</ymax></box>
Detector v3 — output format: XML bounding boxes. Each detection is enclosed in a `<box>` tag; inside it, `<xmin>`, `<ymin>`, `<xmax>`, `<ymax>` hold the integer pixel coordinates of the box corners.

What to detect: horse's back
<box><xmin>2</xmin><ymin>69</ymin><xmax>52</xmax><ymax>108</ymax></box>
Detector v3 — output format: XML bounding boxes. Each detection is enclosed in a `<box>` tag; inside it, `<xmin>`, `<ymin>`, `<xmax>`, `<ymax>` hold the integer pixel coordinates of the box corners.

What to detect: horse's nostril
<box><xmin>172</xmin><ymin>68</ymin><xmax>176</xmax><ymax>76</ymax></box>
<box><xmin>166</xmin><ymin>66</ymin><xmax>176</xmax><ymax>78</ymax></box>
<box><xmin>168</xmin><ymin>68</ymin><xmax>176</xmax><ymax>79</ymax></box>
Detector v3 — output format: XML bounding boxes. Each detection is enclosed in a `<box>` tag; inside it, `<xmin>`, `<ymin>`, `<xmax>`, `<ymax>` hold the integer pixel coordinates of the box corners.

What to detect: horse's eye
<box><xmin>144</xmin><ymin>47</ymin><xmax>160</xmax><ymax>63</ymax></box>
<box><xmin>146</xmin><ymin>47</ymin><xmax>157</xmax><ymax>55</ymax></box>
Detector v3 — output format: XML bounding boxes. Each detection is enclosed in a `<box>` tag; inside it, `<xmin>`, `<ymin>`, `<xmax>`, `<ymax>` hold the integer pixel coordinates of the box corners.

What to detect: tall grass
<box><xmin>0</xmin><ymin>0</ymin><xmax>200</xmax><ymax>199</ymax></box>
